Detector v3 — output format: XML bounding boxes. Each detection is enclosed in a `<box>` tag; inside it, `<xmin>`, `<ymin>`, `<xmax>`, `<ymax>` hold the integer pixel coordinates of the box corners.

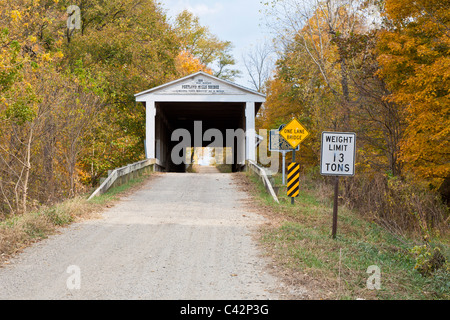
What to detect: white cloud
<box><xmin>186</xmin><ymin>3</ymin><xmax>224</xmax><ymax>17</ymax></box>
<box><xmin>164</xmin><ymin>1</ymin><xmax>223</xmax><ymax>17</ymax></box>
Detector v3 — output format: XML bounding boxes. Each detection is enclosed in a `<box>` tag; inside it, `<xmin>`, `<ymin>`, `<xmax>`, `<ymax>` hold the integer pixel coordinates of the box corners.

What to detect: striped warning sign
<box><xmin>287</xmin><ymin>162</ymin><xmax>300</xmax><ymax>198</ymax></box>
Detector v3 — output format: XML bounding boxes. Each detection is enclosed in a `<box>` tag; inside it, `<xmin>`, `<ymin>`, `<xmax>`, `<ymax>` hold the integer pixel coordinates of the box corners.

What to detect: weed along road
<box><xmin>0</xmin><ymin>170</ymin><xmax>284</xmax><ymax>299</ymax></box>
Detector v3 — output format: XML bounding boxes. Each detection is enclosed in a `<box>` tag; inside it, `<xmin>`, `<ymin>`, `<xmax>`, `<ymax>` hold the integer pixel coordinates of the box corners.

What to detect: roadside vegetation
<box><xmin>0</xmin><ymin>0</ymin><xmax>238</xmax><ymax>220</ymax></box>
<box><xmin>244</xmin><ymin>171</ymin><xmax>449</xmax><ymax>300</ymax></box>
<box><xmin>250</xmin><ymin>0</ymin><xmax>449</xmax><ymax>300</ymax></box>
<box><xmin>0</xmin><ymin>171</ymin><xmax>153</xmax><ymax>265</ymax></box>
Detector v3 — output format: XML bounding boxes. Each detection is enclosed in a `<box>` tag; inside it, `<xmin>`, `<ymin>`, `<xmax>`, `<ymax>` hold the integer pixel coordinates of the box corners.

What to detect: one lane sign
<box><xmin>279</xmin><ymin>118</ymin><xmax>310</xmax><ymax>150</ymax></box>
<box><xmin>320</xmin><ymin>132</ymin><xmax>356</xmax><ymax>176</ymax></box>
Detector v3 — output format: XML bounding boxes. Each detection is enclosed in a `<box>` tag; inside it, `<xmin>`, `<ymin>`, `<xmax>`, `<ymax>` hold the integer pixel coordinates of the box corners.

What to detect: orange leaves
<box><xmin>377</xmin><ymin>0</ymin><xmax>450</xmax><ymax>188</ymax></box>
<box><xmin>175</xmin><ymin>50</ymin><xmax>212</xmax><ymax>77</ymax></box>
<box><xmin>174</xmin><ymin>10</ymin><xmax>238</xmax><ymax>80</ymax></box>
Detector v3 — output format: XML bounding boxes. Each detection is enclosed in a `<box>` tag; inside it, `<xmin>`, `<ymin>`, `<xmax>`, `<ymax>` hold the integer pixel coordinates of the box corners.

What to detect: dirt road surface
<box><xmin>0</xmin><ymin>169</ymin><xmax>294</xmax><ymax>300</ymax></box>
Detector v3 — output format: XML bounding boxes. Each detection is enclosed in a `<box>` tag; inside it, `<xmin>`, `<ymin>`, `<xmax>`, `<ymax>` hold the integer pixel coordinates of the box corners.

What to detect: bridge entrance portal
<box><xmin>135</xmin><ymin>72</ymin><xmax>265</xmax><ymax>172</ymax></box>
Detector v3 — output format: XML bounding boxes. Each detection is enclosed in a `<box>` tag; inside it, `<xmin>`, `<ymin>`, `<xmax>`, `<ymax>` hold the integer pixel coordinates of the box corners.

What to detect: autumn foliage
<box><xmin>261</xmin><ymin>0</ymin><xmax>449</xmax><ymax>233</ymax></box>
<box><xmin>0</xmin><ymin>0</ymin><xmax>237</xmax><ymax>217</ymax></box>
<box><xmin>377</xmin><ymin>0</ymin><xmax>450</xmax><ymax>189</ymax></box>
<box><xmin>175</xmin><ymin>50</ymin><xmax>212</xmax><ymax>77</ymax></box>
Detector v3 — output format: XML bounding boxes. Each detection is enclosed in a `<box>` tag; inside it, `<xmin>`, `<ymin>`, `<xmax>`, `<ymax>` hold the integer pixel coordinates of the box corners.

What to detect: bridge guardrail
<box><xmin>88</xmin><ymin>158</ymin><xmax>163</xmax><ymax>200</ymax></box>
<box><xmin>246</xmin><ymin>160</ymin><xmax>280</xmax><ymax>204</ymax></box>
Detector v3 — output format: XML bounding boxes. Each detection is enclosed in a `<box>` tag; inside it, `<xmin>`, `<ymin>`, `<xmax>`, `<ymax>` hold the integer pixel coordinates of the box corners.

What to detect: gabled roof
<box><xmin>134</xmin><ymin>71</ymin><xmax>266</xmax><ymax>98</ymax></box>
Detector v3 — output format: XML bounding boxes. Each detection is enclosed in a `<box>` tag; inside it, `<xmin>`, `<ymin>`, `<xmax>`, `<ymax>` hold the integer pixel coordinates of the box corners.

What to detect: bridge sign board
<box><xmin>320</xmin><ymin>132</ymin><xmax>356</xmax><ymax>176</ymax></box>
<box><xmin>269</xmin><ymin>129</ymin><xmax>300</xmax><ymax>152</ymax></box>
<box><xmin>279</xmin><ymin>118</ymin><xmax>310</xmax><ymax>149</ymax></box>
<box><xmin>269</xmin><ymin>125</ymin><xmax>299</xmax><ymax>186</ymax></box>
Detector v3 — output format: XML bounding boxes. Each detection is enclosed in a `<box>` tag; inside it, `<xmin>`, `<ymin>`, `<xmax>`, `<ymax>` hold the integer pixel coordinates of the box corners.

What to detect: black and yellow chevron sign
<box><xmin>287</xmin><ymin>162</ymin><xmax>300</xmax><ymax>198</ymax></box>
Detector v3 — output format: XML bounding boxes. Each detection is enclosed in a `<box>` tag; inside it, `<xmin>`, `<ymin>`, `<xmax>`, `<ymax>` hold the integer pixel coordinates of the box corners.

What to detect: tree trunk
<box><xmin>22</xmin><ymin>126</ymin><xmax>34</xmax><ymax>214</ymax></box>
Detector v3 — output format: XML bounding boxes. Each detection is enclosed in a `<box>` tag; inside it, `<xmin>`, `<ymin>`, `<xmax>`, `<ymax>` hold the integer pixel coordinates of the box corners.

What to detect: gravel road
<box><xmin>0</xmin><ymin>169</ymin><xmax>285</xmax><ymax>299</ymax></box>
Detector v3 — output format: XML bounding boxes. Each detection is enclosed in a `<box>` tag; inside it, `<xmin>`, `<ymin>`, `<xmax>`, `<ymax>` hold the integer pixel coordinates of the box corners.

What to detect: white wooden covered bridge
<box><xmin>134</xmin><ymin>71</ymin><xmax>266</xmax><ymax>172</ymax></box>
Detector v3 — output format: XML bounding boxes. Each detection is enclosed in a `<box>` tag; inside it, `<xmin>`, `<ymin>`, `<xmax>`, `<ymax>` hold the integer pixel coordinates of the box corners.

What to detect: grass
<box><xmin>245</xmin><ymin>171</ymin><xmax>450</xmax><ymax>300</ymax></box>
<box><xmin>0</xmin><ymin>171</ymin><xmax>153</xmax><ymax>265</ymax></box>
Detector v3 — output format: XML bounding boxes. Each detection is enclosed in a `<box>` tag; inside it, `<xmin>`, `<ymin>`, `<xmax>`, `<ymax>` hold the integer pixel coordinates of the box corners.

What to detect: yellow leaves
<box><xmin>55</xmin><ymin>37</ymin><xmax>64</xmax><ymax>47</ymax></box>
<box><xmin>376</xmin><ymin>0</ymin><xmax>450</xmax><ymax>188</ymax></box>
<box><xmin>10</xmin><ymin>10</ymin><xmax>22</xmax><ymax>22</ymax></box>
<box><xmin>54</xmin><ymin>51</ymin><xmax>64</xmax><ymax>59</ymax></box>
<box><xmin>41</xmin><ymin>53</ymin><xmax>51</xmax><ymax>62</ymax></box>
<box><xmin>39</xmin><ymin>51</ymin><xmax>63</xmax><ymax>64</ymax></box>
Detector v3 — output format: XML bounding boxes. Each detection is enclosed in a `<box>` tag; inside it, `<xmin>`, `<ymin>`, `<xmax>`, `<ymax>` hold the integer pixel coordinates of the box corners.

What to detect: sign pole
<box><xmin>279</xmin><ymin>118</ymin><xmax>310</xmax><ymax>207</ymax></box>
<box><xmin>291</xmin><ymin>149</ymin><xmax>296</xmax><ymax>205</ymax></box>
<box><xmin>269</xmin><ymin>125</ymin><xmax>299</xmax><ymax>186</ymax></box>
<box><xmin>287</xmin><ymin>162</ymin><xmax>300</xmax><ymax>205</ymax></box>
<box><xmin>320</xmin><ymin>131</ymin><xmax>356</xmax><ymax>240</ymax></box>
<box><xmin>332</xmin><ymin>176</ymin><xmax>339</xmax><ymax>239</ymax></box>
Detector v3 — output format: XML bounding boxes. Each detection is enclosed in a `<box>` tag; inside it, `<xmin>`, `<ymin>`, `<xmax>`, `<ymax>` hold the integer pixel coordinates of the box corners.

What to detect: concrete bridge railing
<box><xmin>246</xmin><ymin>160</ymin><xmax>280</xmax><ymax>204</ymax></box>
<box><xmin>88</xmin><ymin>158</ymin><xmax>164</xmax><ymax>200</ymax></box>
<box><xmin>88</xmin><ymin>158</ymin><xmax>280</xmax><ymax>204</ymax></box>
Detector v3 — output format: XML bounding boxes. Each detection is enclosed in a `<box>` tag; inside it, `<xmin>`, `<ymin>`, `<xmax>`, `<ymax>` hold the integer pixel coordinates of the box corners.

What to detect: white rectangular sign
<box><xmin>269</xmin><ymin>129</ymin><xmax>299</xmax><ymax>152</ymax></box>
<box><xmin>320</xmin><ymin>132</ymin><xmax>356</xmax><ymax>176</ymax></box>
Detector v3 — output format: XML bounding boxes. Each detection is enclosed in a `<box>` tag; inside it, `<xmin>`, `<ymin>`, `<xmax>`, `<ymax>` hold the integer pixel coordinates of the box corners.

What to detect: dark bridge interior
<box><xmin>154</xmin><ymin>102</ymin><xmax>261</xmax><ymax>172</ymax></box>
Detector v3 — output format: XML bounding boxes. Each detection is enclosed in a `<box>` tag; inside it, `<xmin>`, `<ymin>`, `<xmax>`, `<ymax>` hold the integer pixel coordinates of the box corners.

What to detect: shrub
<box><xmin>410</xmin><ymin>245</ymin><xmax>447</xmax><ymax>277</ymax></box>
<box><xmin>341</xmin><ymin>173</ymin><xmax>449</xmax><ymax>237</ymax></box>
<box><xmin>43</xmin><ymin>207</ymin><xmax>74</xmax><ymax>226</ymax></box>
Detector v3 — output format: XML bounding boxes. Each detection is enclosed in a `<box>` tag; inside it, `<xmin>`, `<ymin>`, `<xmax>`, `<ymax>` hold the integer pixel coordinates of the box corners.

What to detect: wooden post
<box><xmin>332</xmin><ymin>176</ymin><xmax>339</xmax><ymax>239</ymax></box>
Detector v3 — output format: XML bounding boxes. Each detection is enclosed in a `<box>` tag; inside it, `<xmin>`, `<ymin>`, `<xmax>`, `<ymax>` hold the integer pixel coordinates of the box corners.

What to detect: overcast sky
<box><xmin>160</xmin><ymin>0</ymin><xmax>274</xmax><ymax>88</ymax></box>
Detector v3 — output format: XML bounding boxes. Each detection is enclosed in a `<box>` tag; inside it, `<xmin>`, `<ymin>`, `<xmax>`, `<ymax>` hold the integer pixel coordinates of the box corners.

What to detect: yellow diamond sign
<box><xmin>279</xmin><ymin>118</ymin><xmax>310</xmax><ymax>149</ymax></box>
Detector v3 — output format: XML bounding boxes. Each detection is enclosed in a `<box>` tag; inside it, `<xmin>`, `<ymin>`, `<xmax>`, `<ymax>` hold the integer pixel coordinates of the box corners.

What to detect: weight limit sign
<box><xmin>287</xmin><ymin>162</ymin><xmax>300</xmax><ymax>198</ymax></box>
<box><xmin>320</xmin><ymin>132</ymin><xmax>356</xmax><ymax>176</ymax></box>
<box><xmin>320</xmin><ymin>131</ymin><xmax>356</xmax><ymax>239</ymax></box>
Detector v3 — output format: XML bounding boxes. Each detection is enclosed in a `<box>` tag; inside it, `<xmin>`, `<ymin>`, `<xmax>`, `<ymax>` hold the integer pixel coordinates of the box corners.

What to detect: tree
<box><xmin>175</xmin><ymin>50</ymin><xmax>212</xmax><ymax>77</ymax></box>
<box><xmin>263</xmin><ymin>0</ymin><xmax>373</xmax><ymax>130</ymax></box>
<box><xmin>174</xmin><ymin>10</ymin><xmax>240</xmax><ymax>81</ymax></box>
<box><xmin>0</xmin><ymin>0</ymin><xmax>62</xmax><ymax>215</ymax></box>
<box><xmin>377</xmin><ymin>0</ymin><xmax>450</xmax><ymax>189</ymax></box>
<box><xmin>262</xmin><ymin>0</ymin><xmax>406</xmax><ymax>176</ymax></box>
<box><xmin>59</xmin><ymin>0</ymin><xmax>180</xmax><ymax>180</ymax></box>
<box><xmin>242</xmin><ymin>40</ymin><xmax>275</xmax><ymax>92</ymax></box>
<box><xmin>0</xmin><ymin>0</ymin><xmax>182</xmax><ymax>216</ymax></box>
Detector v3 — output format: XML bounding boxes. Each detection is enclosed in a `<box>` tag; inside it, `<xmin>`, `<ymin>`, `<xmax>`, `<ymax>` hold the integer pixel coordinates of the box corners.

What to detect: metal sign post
<box><xmin>281</xmin><ymin>150</ymin><xmax>287</xmax><ymax>185</ymax></box>
<box><xmin>291</xmin><ymin>150</ymin><xmax>296</xmax><ymax>204</ymax></box>
<box><xmin>320</xmin><ymin>132</ymin><xmax>356</xmax><ymax>239</ymax></box>
<box><xmin>270</xmin><ymin>119</ymin><xmax>310</xmax><ymax>206</ymax></box>
<box><xmin>274</xmin><ymin>118</ymin><xmax>310</xmax><ymax>205</ymax></box>
<box><xmin>332</xmin><ymin>176</ymin><xmax>339</xmax><ymax>239</ymax></box>
<box><xmin>287</xmin><ymin>162</ymin><xmax>300</xmax><ymax>205</ymax></box>
<box><xmin>269</xmin><ymin>125</ymin><xmax>299</xmax><ymax>186</ymax></box>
